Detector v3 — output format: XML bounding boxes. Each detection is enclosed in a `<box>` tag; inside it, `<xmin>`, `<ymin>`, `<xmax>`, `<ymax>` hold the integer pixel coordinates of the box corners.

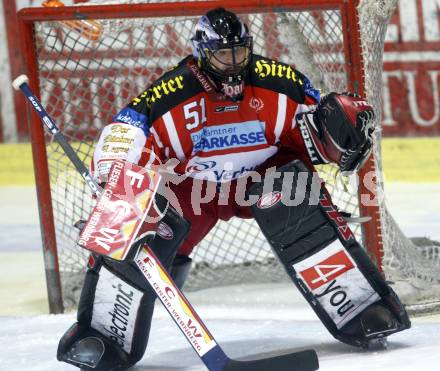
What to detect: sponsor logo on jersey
<box><xmin>156</xmin><ymin>222</ymin><xmax>174</xmax><ymax>240</ymax></box>
<box><xmin>188</xmin><ymin>61</ymin><xmax>215</xmax><ymax>93</ymax></box>
<box><xmin>191</xmin><ymin>121</ymin><xmax>267</xmax><ymax>153</ymax></box>
<box><xmin>131</xmin><ymin>75</ymin><xmax>185</xmax><ymax>108</ymax></box>
<box><xmin>257</xmin><ymin>191</ymin><xmax>282</xmax><ymax>209</ymax></box>
<box><xmin>99</xmin><ymin>123</ymin><xmax>144</xmax><ymax>156</ymax></box>
<box><xmin>214</xmin><ymin>105</ymin><xmax>239</xmax><ymax>113</ymax></box>
<box><xmin>186</xmin><ymin>160</ymin><xmax>217</xmax><ymax>173</ymax></box>
<box><xmin>255</xmin><ymin>59</ymin><xmax>302</xmax><ymax>83</ymax></box>
<box><xmin>293</xmin><ymin>240</ymin><xmax>380</xmax><ymax>328</ymax></box>
<box><xmin>213</xmin><ymin>165</ymin><xmax>256</xmax><ymax>182</ymax></box>
<box><xmin>114</xmin><ymin>107</ymin><xmax>148</xmax><ymax>132</ymax></box>
<box><xmin>221</xmin><ymin>81</ymin><xmax>244</xmax><ymax>98</ymax></box>
<box><xmin>186</xmin><ymin>159</ymin><xmax>256</xmax><ymax>182</ymax></box>
<box><xmin>303</xmin><ymin>76</ymin><xmax>321</xmax><ymax>102</ymax></box>
<box><xmin>101</xmin><ymin>125</ymin><xmax>136</xmax><ymax>148</ymax></box>
<box><xmin>249</xmin><ymin>97</ymin><xmax>264</xmax><ymax>113</ymax></box>
<box><xmin>254</xmin><ymin>59</ymin><xmax>320</xmax><ymax>102</ymax></box>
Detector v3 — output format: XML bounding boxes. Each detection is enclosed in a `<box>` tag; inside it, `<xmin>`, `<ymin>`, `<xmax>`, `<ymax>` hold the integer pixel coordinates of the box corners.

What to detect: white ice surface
<box><xmin>0</xmin><ymin>284</ymin><xmax>440</xmax><ymax>371</ymax></box>
<box><xmin>0</xmin><ymin>184</ymin><xmax>439</xmax><ymax>370</ymax></box>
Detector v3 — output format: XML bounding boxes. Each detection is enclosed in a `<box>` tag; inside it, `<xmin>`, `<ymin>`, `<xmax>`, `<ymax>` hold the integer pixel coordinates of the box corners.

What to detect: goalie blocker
<box><xmin>247</xmin><ymin>160</ymin><xmax>410</xmax><ymax>348</ymax></box>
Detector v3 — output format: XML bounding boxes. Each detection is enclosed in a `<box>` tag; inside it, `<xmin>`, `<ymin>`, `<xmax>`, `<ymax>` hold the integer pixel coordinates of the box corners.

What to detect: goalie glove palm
<box><xmin>297</xmin><ymin>92</ymin><xmax>375</xmax><ymax>173</ymax></box>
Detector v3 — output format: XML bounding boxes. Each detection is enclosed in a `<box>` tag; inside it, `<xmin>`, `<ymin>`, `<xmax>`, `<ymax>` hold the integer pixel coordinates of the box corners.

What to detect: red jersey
<box><xmin>93</xmin><ymin>54</ymin><xmax>320</xmax><ymax>183</ymax></box>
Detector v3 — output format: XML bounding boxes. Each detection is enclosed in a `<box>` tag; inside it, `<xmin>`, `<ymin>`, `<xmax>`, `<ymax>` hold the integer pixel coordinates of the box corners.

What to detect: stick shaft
<box><xmin>17</xmin><ymin>81</ymin><xmax>103</xmax><ymax>197</ymax></box>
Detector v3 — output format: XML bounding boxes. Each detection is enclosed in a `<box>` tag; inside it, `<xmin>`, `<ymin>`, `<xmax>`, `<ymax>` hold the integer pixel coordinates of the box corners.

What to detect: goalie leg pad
<box><xmin>247</xmin><ymin>159</ymin><xmax>410</xmax><ymax>348</ymax></box>
<box><xmin>58</xmin><ymin>205</ymin><xmax>191</xmax><ymax>370</ymax></box>
<box><xmin>57</xmin><ymin>322</ymin><xmax>129</xmax><ymax>371</ymax></box>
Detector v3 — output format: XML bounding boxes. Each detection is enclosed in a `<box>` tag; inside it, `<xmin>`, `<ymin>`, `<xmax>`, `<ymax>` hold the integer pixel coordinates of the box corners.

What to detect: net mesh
<box><xmin>30</xmin><ymin>0</ymin><xmax>440</xmax><ymax>312</ymax></box>
<box><xmin>358</xmin><ymin>0</ymin><xmax>440</xmax><ymax>312</ymax></box>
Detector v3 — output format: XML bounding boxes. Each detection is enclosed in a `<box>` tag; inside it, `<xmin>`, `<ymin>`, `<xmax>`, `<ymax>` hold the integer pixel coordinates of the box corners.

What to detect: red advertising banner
<box><xmin>383</xmin><ymin>0</ymin><xmax>440</xmax><ymax>136</ymax></box>
<box><xmin>41</xmin><ymin>1</ymin><xmax>440</xmax><ymax>138</ymax></box>
<box><xmin>7</xmin><ymin>0</ymin><xmax>440</xmax><ymax>139</ymax></box>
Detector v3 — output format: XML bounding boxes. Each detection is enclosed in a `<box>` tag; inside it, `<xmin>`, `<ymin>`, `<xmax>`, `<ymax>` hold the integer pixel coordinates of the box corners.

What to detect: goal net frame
<box><xmin>16</xmin><ymin>0</ymin><xmax>402</xmax><ymax>314</ymax></box>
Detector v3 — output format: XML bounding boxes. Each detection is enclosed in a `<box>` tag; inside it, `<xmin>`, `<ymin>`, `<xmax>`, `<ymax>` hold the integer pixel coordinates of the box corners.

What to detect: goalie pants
<box><xmin>172</xmin><ymin>147</ymin><xmax>308</xmax><ymax>256</ymax></box>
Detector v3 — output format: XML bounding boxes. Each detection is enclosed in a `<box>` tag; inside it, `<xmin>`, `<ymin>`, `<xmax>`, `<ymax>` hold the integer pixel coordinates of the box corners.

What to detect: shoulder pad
<box><xmin>249</xmin><ymin>54</ymin><xmax>320</xmax><ymax>103</ymax></box>
<box><xmin>128</xmin><ymin>57</ymin><xmax>204</xmax><ymax>124</ymax></box>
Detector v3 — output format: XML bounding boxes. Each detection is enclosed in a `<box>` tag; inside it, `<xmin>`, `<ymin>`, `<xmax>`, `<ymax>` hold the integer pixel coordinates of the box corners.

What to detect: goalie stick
<box><xmin>13</xmin><ymin>74</ymin><xmax>319</xmax><ymax>371</ymax></box>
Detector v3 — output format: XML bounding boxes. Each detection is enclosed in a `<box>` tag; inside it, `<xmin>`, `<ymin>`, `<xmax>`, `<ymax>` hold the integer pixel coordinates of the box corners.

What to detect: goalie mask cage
<box><xmin>17</xmin><ymin>0</ymin><xmax>440</xmax><ymax>314</ymax></box>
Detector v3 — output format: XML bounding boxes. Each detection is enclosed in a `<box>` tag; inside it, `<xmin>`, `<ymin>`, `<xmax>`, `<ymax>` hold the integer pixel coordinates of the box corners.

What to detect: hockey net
<box><xmin>18</xmin><ymin>0</ymin><xmax>440</xmax><ymax>313</ymax></box>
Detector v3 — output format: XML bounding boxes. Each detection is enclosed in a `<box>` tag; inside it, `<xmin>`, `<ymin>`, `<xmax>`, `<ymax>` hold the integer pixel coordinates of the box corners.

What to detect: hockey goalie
<box><xmin>57</xmin><ymin>7</ymin><xmax>411</xmax><ymax>370</ymax></box>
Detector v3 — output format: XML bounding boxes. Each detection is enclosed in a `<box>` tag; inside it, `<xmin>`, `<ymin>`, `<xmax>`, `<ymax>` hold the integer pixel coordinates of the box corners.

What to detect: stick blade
<box><xmin>223</xmin><ymin>349</ymin><xmax>319</xmax><ymax>371</ymax></box>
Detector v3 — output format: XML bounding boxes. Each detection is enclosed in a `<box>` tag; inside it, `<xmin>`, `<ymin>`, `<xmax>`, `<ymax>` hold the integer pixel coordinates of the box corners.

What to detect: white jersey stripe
<box><xmin>145</xmin><ymin>143</ymin><xmax>156</xmax><ymax>167</ymax></box>
<box><xmin>150</xmin><ymin>127</ymin><xmax>164</xmax><ymax>149</ymax></box>
<box><xmin>292</xmin><ymin>104</ymin><xmax>311</xmax><ymax>129</ymax></box>
<box><xmin>163</xmin><ymin>112</ymin><xmax>185</xmax><ymax>161</ymax></box>
<box><xmin>274</xmin><ymin>93</ymin><xmax>287</xmax><ymax>143</ymax></box>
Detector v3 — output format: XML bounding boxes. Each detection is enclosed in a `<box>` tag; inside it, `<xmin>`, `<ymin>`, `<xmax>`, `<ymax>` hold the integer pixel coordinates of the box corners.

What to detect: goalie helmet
<box><xmin>191</xmin><ymin>7</ymin><xmax>253</xmax><ymax>101</ymax></box>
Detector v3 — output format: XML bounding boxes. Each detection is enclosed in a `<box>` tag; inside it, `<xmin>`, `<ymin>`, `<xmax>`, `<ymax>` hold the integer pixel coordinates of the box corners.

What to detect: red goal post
<box><xmin>16</xmin><ymin>0</ymin><xmax>404</xmax><ymax>314</ymax></box>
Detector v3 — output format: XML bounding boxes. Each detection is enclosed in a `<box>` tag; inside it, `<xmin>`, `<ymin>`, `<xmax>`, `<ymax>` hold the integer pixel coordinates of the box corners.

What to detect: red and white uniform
<box><xmin>93</xmin><ymin>54</ymin><xmax>320</xmax><ymax>255</ymax></box>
